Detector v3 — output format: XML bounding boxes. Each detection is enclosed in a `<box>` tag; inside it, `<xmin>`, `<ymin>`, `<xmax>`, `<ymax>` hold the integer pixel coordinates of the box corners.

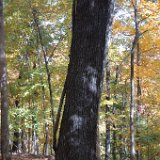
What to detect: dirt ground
<box><xmin>0</xmin><ymin>154</ymin><xmax>55</xmax><ymax>160</ymax></box>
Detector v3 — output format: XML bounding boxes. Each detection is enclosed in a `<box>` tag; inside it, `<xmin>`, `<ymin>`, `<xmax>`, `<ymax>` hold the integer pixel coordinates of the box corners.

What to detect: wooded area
<box><xmin>0</xmin><ymin>0</ymin><xmax>160</xmax><ymax>160</ymax></box>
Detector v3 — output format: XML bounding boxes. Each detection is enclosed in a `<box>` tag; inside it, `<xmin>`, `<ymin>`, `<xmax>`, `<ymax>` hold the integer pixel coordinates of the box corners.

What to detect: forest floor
<box><xmin>0</xmin><ymin>154</ymin><xmax>55</xmax><ymax>160</ymax></box>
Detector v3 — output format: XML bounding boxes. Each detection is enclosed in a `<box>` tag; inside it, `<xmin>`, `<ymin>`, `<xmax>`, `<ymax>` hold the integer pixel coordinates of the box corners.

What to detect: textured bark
<box><xmin>96</xmin><ymin>116</ymin><xmax>100</xmax><ymax>160</ymax></box>
<box><xmin>56</xmin><ymin>0</ymin><xmax>114</xmax><ymax>160</ymax></box>
<box><xmin>0</xmin><ymin>0</ymin><xmax>10</xmax><ymax>158</ymax></box>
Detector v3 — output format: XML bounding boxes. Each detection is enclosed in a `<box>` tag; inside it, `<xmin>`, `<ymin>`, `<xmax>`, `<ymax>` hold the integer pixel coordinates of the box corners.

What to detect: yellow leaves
<box><xmin>113</xmin><ymin>20</ymin><xmax>135</xmax><ymax>35</ymax></box>
<box><xmin>113</xmin><ymin>20</ymin><xmax>124</xmax><ymax>34</ymax></box>
<box><xmin>100</xmin><ymin>99</ymin><xmax>114</xmax><ymax>107</ymax></box>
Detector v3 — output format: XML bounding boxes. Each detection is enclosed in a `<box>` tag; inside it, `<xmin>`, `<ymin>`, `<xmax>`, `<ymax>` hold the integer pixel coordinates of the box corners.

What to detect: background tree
<box><xmin>0</xmin><ymin>0</ymin><xmax>10</xmax><ymax>159</ymax></box>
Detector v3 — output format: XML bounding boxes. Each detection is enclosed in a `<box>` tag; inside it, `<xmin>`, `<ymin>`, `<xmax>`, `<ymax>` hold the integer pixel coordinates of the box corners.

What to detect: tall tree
<box><xmin>135</xmin><ymin>1</ymin><xmax>141</xmax><ymax>159</ymax></box>
<box><xmin>105</xmin><ymin>60</ymin><xmax>111</xmax><ymax>160</ymax></box>
<box><xmin>130</xmin><ymin>0</ymin><xmax>139</xmax><ymax>159</ymax></box>
<box><xmin>12</xmin><ymin>99</ymin><xmax>20</xmax><ymax>153</ymax></box>
<box><xmin>55</xmin><ymin>0</ymin><xmax>115</xmax><ymax>160</ymax></box>
<box><xmin>0</xmin><ymin>0</ymin><xmax>10</xmax><ymax>159</ymax></box>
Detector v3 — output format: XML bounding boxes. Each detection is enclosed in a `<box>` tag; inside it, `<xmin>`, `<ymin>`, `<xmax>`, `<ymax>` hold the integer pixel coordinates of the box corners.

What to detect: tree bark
<box><xmin>55</xmin><ymin>0</ymin><xmax>115</xmax><ymax>160</ymax></box>
<box><xmin>31</xmin><ymin>98</ymin><xmax>39</xmax><ymax>155</ymax></box>
<box><xmin>21</xmin><ymin>128</ymin><xmax>26</xmax><ymax>153</ymax></box>
<box><xmin>112</xmin><ymin>66</ymin><xmax>119</xmax><ymax>160</ymax></box>
<box><xmin>130</xmin><ymin>33</ymin><xmax>136</xmax><ymax>160</ymax></box>
<box><xmin>105</xmin><ymin>61</ymin><xmax>111</xmax><ymax>160</ymax></box>
<box><xmin>0</xmin><ymin>0</ymin><xmax>10</xmax><ymax>158</ymax></box>
<box><xmin>12</xmin><ymin>100</ymin><xmax>20</xmax><ymax>153</ymax></box>
<box><xmin>130</xmin><ymin>0</ymin><xmax>139</xmax><ymax>158</ymax></box>
<box><xmin>135</xmin><ymin>1</ymin><xmax>141</xmax><ymax>159</ymax></box>
<box><xmin>42</xmin><ymin>86</ymin><xmax>49</xmax><ymax>156</ymax></box>
<box><xmin>53</xmin><ymin>80</ymin><xmax>66</xmax><ymax>151</ymax></box>
<box><xmin>136</xmin><ymin>42</ymin><xmax>141</xmax><ymax>160</ymax></box>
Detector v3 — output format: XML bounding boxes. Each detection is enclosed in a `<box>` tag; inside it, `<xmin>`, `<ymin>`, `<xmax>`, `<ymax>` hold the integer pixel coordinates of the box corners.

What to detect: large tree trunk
<box><xmin>0</xmin><ymin>0</ymin><xmax>10</xmax><ymax>159</ymax></box>
<box><xmin>55</xmin><ymin>0</ymin><xmax>115</xmax><ymax>160</ymax></box>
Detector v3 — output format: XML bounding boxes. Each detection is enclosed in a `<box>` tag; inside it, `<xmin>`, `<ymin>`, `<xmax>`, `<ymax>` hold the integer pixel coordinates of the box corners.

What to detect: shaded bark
<box><xmin>112</xmin><ymin>129</ymin><xmax>117</xmax><ymax>160</ymax></box>
<box><xmin>53</xmin><ymin>80</ymin><xmax>66</xmax><ymax>151</ymax></box>
<box><xmin>56</xmin><ymin>0</ymin><xmax>115</xmax><ymax>160</ymax></box>
<box><xmin>96</xmin><ymin>115</ymin><xmax>100</xmax><ymax>160</ymax></box>
<box><xmin>0</xmin><ymin>0</ymin><xmax>10</xmax><ymax>159</ymax></box>
<box><xmin>21</xmin><ymin>126</ymin><xmax>26</xmax><ymax>153</ymax></box>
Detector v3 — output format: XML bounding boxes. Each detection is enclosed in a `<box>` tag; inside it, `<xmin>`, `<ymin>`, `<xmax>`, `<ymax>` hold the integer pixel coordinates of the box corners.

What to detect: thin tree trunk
<box><xmin>42</xmin><ymin>86</ymin><xmax>49</xmax><ymax>156</ymax></box>
<box><xmin>31</xmin><ymin>7</ymin><xmax>55</xmax><ymax>148</ymax></box>
<box><xmin>130</xmin><ymin>34</ymin><xmax>136</xmax><ymax>160</ymax></box>
<box><xmin>12</xmin><ymin>100</ymin><xmax>20</xmax><ymax>153</ymax></box>
<box><xmin>112</xmin><ymin>129</ymin><xmax>117</xmax><ymax>160</ymax></box>
<box><xmin>135</xmin><ymin>0</ymin><xmax>141</xmax><ymax>159</ymax></box>
<box><xmin>28</xmin><ymin>128</ymin><xmax>31</xmax><ymax>153</ymax></box>
<box><xmin>56</xmin><ymin>0</ymin><xmax>115</xmax><ymax>160</ymax></box>
<box><xmin>21</xmin><ymin>128</ymin><xmax>26</xmax><ymax>153</ymax></box>
<box><xmin>136</xmin><ymin>42</ymin><xmax>141</xmax><ymax>160</ymax></box>
<box><xmin>130</xmin><ymin>0</ymin><xmax>140</xmax><ymax>158</ymax></box>
<box><xmin>0</xmin><ymin>0</ymin><xmax>10</xmax><ymax>159</ymax></box>
<box><xmin>27</xmin><ymin>100</ymin><xmax>31</xmax><ymax>154</ymax></box>
<box><xmin>31</xmin><ymin>98</ymin><xmax>39</xmax><ymax>155</ymax></box>
<box><xmin>53</xmin><ymin>80</ymin><xmax>67</xmax><ymax>151</ymax></box>
<box><xmin>105</xmin><ymin>61</ymin><xmax>111</xmax><ymax>160</ymax></box>
<box><xmin>112</xmin><ymin>66</ymin><xmax>119</xmax><ymax>160</ymax></box>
